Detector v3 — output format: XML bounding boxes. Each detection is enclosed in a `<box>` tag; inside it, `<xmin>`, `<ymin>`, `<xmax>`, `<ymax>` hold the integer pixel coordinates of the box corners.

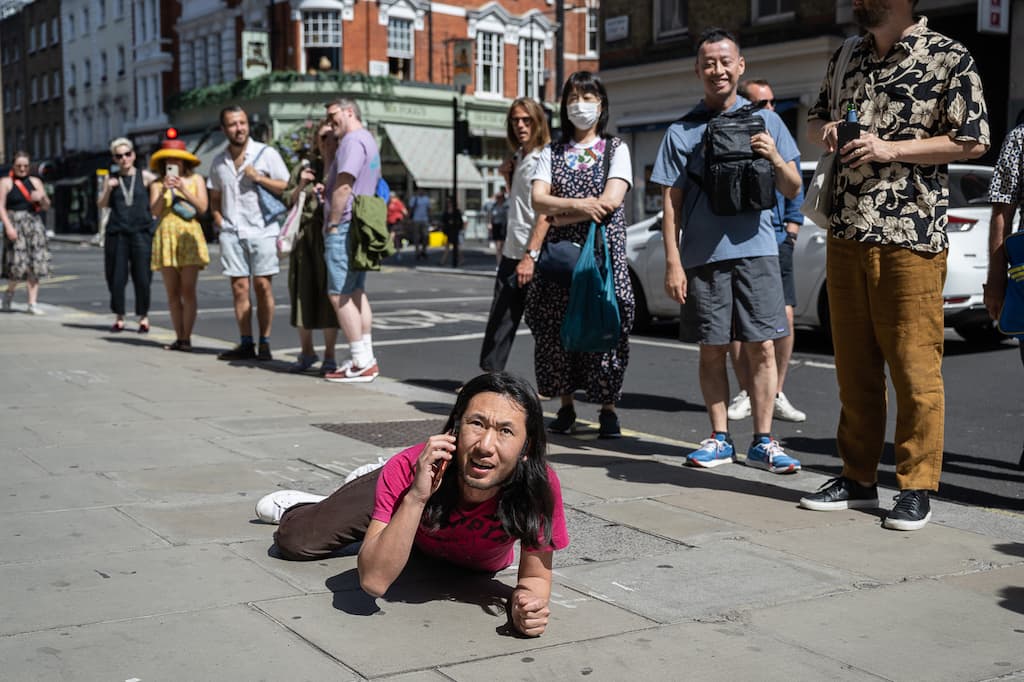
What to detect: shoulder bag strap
<box><xmin>830</xmin><ymin>36</ymin><xmax>861</xmax><ymax>119</ymax></box>
<box><xmin>13</xmin><ymin>177</ymin><xmax>34</xmax><ymax>205</ymax></box>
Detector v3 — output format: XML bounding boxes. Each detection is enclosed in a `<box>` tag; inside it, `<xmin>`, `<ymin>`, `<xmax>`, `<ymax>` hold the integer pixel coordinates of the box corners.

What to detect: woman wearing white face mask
<box><xmin>518</xmin><ymin>71</ymin><xmax>635</xmax><ymax>438</ymax></box>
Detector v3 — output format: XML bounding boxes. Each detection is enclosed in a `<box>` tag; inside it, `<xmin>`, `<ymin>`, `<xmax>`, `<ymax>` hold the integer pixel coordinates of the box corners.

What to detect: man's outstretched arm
<box><xmin>510</xmin><ymin>550</ymin><xmax>553</xmax><ymax>637</ymax></box>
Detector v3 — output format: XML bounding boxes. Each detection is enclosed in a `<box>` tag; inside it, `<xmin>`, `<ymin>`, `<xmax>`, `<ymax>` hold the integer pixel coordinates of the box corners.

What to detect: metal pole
<box><xmin>452</xmin><ymin>96</ymin><xmax>458</xmax><ymax>203</ymax></box>
<box><xmin>555</xmin><ymin>0</ymin><xmax>565</xmax><ymax>98</ymax></box>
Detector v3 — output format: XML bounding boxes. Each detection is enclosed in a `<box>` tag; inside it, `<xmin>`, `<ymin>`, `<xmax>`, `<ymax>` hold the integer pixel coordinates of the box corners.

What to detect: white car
<box><xmin>626</xmin><ymin>163</ymin><xmax>1012</xmax><ymax>342</ymax></box>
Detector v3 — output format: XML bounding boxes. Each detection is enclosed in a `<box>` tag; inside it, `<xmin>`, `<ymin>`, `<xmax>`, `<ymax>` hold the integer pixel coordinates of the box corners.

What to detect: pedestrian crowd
<box><xmin>6</xmin><ymin>0</ymin><xmax>1022</xmax><ymax>640</ymax></box>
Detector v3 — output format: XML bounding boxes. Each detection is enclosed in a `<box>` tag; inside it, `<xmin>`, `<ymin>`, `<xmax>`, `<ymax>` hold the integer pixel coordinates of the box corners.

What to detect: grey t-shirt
<box><xmin>650</xmin><ymin>97</ymin><xmax>799</xmax><ymax>269</ymax></box>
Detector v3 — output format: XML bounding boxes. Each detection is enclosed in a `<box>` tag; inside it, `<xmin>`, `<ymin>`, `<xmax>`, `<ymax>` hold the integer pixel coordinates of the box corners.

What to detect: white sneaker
<box><xmin>254</xmin><ymin>490</ymin><xmax>326</xmax><ymax>524</ymax></box>
<box><xmin>324</xmin><ymin>359</ymin><xmax>379</xmax><ymax>383</ymax></box>
<box><xmin>727</xmin><ymin>390</ymin><xmax>751</xmax><ymax>420</ymax></box>
<box><xmin>26</xmin><ymin>303</ymin><xmax>45</xmax><ymax>316</ymax></box>
<box><xmin>773</xmin><ymin>392</ymin><xmax>807</xmax><ymax>422</ymax></box>
<box><xmin>344</xmin><ymin>456</ymin><xmax>388</xmax><ymax>484</ymax></box>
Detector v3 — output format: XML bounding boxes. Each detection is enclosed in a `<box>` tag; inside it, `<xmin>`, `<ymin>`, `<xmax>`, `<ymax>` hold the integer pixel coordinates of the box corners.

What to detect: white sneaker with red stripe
<box><xmin>324</xmin><ymin>360</ymin><xmax>380</xmax><ymax>383</ymax></box>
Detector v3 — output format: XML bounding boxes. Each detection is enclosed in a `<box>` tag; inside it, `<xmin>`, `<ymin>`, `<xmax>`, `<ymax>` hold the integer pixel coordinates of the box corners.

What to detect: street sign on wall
<box><xmin>977</xmin><ymin>0</ymin><xmax>1009</xmax><ymax>34</ymax></box>
<box><xmin>241</xmin><ymin>31</ymin><xmax>271</xmax><ymax>80</ymax></box>
<box><xmin>453</xmin><ymin>39</ymin><xmax>474</xmax><ymax>90</ymax></box>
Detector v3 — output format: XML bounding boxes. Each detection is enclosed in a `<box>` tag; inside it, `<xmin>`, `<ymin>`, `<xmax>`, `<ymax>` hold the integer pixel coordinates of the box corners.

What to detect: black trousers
<box><xmin>105</xmin><ymin>231</ymin><xmax>153</xmax><ymax>316</ymax></box>
<box><xmin>479</xmin><ymin>256</ymin><xmax>526</xmax><ymax>372</ymax></box>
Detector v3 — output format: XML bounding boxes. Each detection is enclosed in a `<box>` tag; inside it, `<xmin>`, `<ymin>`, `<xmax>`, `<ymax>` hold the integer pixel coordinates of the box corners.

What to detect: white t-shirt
<box><xmin>502</xmin><ymin>147</ymin><xmax>544</xmax><ymax>260</ymax></box>
<box><xmin>207</xmin><ymin>140</ymin><xmax>290</xmax><ymax>239</ymax></box>
<box><xmin>531</xmin><ymin>137</ymin><xmax>633</xmax><ymax>189</ymax></box>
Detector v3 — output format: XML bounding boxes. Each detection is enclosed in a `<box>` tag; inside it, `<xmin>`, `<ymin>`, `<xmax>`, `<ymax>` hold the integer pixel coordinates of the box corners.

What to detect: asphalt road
<box><xmin>35</xmin><ymin>239</ymin><xmax>1024</xmax><ymax>512</ymax></box>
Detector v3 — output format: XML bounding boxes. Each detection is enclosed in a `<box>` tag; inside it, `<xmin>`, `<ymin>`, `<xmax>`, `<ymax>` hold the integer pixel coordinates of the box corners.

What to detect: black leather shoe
<box><xmin>548</xmin><ymin>405</ymin><xmax>576</xmax><ymax>434</ymax></box>
<box><xmin>598</xmin><ymin>409</ymin><xmax>621</xmax><ymax>439</ymax></box>
<box><xmin>218</xmin><ymin>343</ymin><xmax>256</xmax><ymax>361</ymax></box>
<box><xmin>799</xmin><ymin>476</ymin><xmax>879</xmax><ymax>511</ymax></box>
<box><xmin>256</xmin><ymin>341</ymin><xmax>273</xmax><ymax>361</ymax></box>
<box><xmin>882</xmin><ymin>490</ymin><xmax>931</xmax><ymax>531</ymax></box>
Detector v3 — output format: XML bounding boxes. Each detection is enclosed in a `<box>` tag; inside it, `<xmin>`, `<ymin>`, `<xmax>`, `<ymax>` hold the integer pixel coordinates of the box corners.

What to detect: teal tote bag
<box><xmin>560</xmin><ymin>222</ymin><xmax>622</xmax><ymax>352</ymax></box>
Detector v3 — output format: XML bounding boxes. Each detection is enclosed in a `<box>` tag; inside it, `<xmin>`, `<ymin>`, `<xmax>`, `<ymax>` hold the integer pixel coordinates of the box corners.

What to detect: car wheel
<box><xmin>954</xmin><ymin>321</ymin><xmax>1006</xmax><ymax>345</ymax></box>
<box><xmin>629</xmin><ymin>269</ymin><xmax>652</xmax><ymax>333</ymax></box>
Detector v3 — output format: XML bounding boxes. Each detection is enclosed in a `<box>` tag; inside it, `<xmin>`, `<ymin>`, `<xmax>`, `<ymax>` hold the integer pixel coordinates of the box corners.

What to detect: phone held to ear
<box><xmin>431</xmin><ymin>428</ymin><xmax>456</xmax><ymax>487</ymax></box>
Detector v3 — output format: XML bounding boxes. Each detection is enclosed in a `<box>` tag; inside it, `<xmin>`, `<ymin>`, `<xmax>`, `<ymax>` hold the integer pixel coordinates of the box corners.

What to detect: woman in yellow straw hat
<box><xmin>149</xmin><ymin>135</ymin><xmax>210</xmax><ymax>351</ymax></box>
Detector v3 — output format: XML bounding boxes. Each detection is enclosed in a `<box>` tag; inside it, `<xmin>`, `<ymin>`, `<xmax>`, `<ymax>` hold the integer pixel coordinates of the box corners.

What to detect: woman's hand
<box><xmin>298</xmin><ymin>168</ymin><xmax>316</xmax><ymax>187</ymax></box>
<box><xmin>516</xmin><ymin>255</ymin><xmax>535</xmax><ymax>287</ymax></box>
<box><xmin>163</xmin><ymin>175</ymin><xmax>182</xmax><ymax>190</ymax></box>
<box><xmin>4</xmin><ymin>224</ymin><xmax>16</xmax><ymax>242</ymax></box>
<box><xmin>574</xmin><ymin>197</ymin><xmax>609</xmax><ymax>223</ymax></box>
<box><xmin>410</xmin><ymin>433</ymin><xmax>456</xmax><ymax>502</ymax></box>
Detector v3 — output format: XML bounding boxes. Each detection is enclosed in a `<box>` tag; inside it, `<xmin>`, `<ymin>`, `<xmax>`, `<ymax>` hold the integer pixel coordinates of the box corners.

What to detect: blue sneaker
<box><xmin>745</xmin><ymin>437</ymin><xmax>801</xmax><ymax>474</ymax></box>
<box><xmin>687</xmin><ymin>434</ymin><xmax>735</xmax><ymax>468</ymax></box>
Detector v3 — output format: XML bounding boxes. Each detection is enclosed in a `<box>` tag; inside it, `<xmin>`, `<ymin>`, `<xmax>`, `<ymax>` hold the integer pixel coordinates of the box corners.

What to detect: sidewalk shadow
<box><xmin>326</xmin><ymin>555</ymin><xmax>520</xmax><ymax>635</ymax></box>
<box><xmin>997</xmin><ymin>587</ymin><xmax>1024</xmax><ymax>616</ymax></box>
<box><xmin>61</xmin><ymin>321</ymin><xmax>120</xmax><ymax>333</ymax></box>
<box><xmin>405</xmin><ymin>377</ymin><xmax>466</xmax><ymax>394</ymax></box>
<box><xmin>548</xmin><ymin>432</ymin><xmax>690</xmax><ymax>459</ymax></box>
<box><xmin>616</xmin><ymin>392</ymin><xmax>704</xmax><ymax>413</ymax></box>
<box><xmin>407</xmin><ymin>400</ymin><xmax>456</xmax><ymax>416</ymax></box>
<box><xmin>99</xmin><ymin>335</ymin><xmax>222</xmax><ymax>355</ymax></box>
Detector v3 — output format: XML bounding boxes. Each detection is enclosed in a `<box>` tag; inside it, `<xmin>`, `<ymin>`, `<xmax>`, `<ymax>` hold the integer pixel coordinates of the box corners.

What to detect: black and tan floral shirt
<box><xmin>989</xmin><ymin>123</ymin><xmax>1024</xmax><ymax>208</ymax></box>
<box><xmin>808</xmin><ymin>17</ymin><xmax>990</xmax><ymax>253</ymax></box>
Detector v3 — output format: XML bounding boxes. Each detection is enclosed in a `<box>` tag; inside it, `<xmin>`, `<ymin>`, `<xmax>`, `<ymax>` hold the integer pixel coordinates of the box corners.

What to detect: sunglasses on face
<box><xmin>113</xmin><ymin>151</ymin><xmax>133</xmax><ymax>160</ymax></box>
<box><xmin>510</xmin><ymin>117</ymin><xmax>532</xmax><ymax>126</ymax></box>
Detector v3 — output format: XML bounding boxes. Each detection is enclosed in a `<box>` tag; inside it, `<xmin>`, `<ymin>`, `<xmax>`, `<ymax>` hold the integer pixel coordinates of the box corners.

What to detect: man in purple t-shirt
<box><xmin>323</xmin><ymin>98</ymin><xmax>383</xmax><ymax>383</ymax></box>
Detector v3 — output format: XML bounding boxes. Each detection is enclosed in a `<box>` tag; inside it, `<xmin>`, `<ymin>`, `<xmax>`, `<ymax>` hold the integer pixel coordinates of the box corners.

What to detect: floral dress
<box><xmin>524</xmin><ymin>137</ymin><xmax>635</xmax><ymax>404</ymax></box>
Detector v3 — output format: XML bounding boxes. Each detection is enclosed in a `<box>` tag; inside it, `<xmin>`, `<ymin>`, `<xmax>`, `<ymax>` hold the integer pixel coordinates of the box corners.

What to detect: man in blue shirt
<box><xmin>726</xmin><ymin>79</ymin><xmax>807</xmax><ymax>425</ymax></box>
<box><xmin>407</xmin><ymin>188</ymin><xmax>431</xmax><ymax>261</ymax></box>
<box><xmin>650</xmin><ymin>27</ymin><xmax>803</xmax><ymax>474</ymax></box>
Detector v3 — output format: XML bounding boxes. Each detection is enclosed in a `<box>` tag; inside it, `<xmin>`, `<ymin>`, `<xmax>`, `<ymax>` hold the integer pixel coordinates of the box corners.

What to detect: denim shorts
<box><xmin>324</xmin><ymin>225</ymin><xmax>367</xmax><ymax>295</ymax></box>
<box><xmin>680</xmin><ymin>255</ymin><xmax>788</xmax><ymax>345</ymax></box>
<box><xmin>219</xmin><ymin>231</ymin><xmax>280</xmax><ymax>277</ymax></box>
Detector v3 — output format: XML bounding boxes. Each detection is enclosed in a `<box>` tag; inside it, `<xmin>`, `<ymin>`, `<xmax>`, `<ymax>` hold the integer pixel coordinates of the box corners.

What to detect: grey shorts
<box><xmin>219</xmin><ymin>231</ymin><xmax>280</xmax><ymax>278</ymax></box>
<box><xmin>680</xmin><ymin>255</ymin><xmax>788</xmax><ymax>345</ymax></box>
<box><xmin>778</xmin><ymin>236</ymin><xmax>797</xmax><ymax>307</ymax></box>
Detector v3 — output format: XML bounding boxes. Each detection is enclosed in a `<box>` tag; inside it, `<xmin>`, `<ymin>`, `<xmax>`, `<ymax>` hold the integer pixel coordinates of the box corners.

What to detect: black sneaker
<box><xmin>548</xmin><ymin>405</ymin><xmax>576</xmax><ymax>434</ymax></box>
<box><xmin>598</xmin><ymin>409</ymin><xmax>621</xmax><ymax>439</ymax></box>
<box><xmin>882</xmin><ymin>490</ymin><xmax>931</xmax><ymax>531</ymax></box>
<box><xmin>257</xmin><ymin>341</ymin><xmax>273</xmax><ymax>361</ymax></box>
<box><xmin>799</xmin><ymin>476</ymin><xmax>879</xmax><ymax>511</ymax></box>
<box><xmin>218</xmin><ymin>342</ymin><xmax>256</xmax><ymax>361</ymax></box>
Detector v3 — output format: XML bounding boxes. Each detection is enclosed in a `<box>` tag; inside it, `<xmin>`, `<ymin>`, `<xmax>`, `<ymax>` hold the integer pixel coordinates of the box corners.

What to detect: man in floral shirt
<box><xmin>799</xmin><ymin>0</ymin><xmax>989</xmax><ymax>531</ymax></box>
<box><xmin>985</xmin><ymin>109</ymin><xmax>1024</xmax><ymax>468</ymax></box>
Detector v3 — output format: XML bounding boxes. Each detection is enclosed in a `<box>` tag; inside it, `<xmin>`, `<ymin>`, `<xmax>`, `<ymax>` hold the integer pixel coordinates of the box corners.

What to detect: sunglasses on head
<box><xmin>113</xmin><ymin>151</ymin><xmax>133</xmax><ymax>160</ymax></box>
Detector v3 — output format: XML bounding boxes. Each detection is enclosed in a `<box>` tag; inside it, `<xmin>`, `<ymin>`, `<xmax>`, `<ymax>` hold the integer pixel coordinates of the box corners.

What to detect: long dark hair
<box><xmin>422</xmin><ymin>372</ymin><xmax>554</xmax><ymax>549</ymax></box>
<box><xmin>558</xmin><ymin>71</ymin><xmax>610</xmax><ymax>144</ymax></box>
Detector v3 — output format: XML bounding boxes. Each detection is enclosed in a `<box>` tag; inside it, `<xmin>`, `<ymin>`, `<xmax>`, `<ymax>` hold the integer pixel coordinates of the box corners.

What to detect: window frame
<box><xmin>653</xmin><ymin>0</ymin><xmax>688</xmax><ymax>42</ymax></box>
<box><xmin>516</xmin><ymin>37</ymin><xmax>544</xmax><ymax>100</ymax></box>
<box><xmin>476</xmin><ymin>30</ymin><xmax>504</xmax><ymax>97</ymax></box>
<box><xmin>751</xmin><ymin>0</ymin><xmax>795</xmax><ymax>24</ymax></box>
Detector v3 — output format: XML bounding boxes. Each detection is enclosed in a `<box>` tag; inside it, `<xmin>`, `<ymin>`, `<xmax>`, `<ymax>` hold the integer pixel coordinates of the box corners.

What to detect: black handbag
<box><xmin>536</xmin><ymin>239</ymin><xmax>582</xmax><ymax>288</ymax></box>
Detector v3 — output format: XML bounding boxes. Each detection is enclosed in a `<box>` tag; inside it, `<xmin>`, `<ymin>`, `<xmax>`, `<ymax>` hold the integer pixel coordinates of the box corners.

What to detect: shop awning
<box><xmin>382</xmin><ymin>123</ymin><xmax>484</xmax><ymax>190</ymax></box>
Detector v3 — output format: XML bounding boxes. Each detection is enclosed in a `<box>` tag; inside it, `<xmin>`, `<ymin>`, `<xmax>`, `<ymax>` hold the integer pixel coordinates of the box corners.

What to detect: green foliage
<box><xmin>273</xmin><ymin>119</ymin><xmax>319</xmax><ymax>171</ymax></box>
<box><xmin>167</xmin><ymin>71</ymin><xmax>396</xmax><ymax>112</ymax></box>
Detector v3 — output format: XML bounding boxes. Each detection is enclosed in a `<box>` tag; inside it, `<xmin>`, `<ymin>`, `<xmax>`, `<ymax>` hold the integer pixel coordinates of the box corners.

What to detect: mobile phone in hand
<box><xmin>165</xmin><ymin>164</ymin><xmax>180</xmax><ymax>178</ymax></box>
<box><xmin>836</xmin><ymin>121</ymin><xmax>861</xmax><ymax>154</ymax></box>
<box><xmin>431</xmin><ymin>428</ymin><xmax>456</xmax><ymax>486</ymax></box>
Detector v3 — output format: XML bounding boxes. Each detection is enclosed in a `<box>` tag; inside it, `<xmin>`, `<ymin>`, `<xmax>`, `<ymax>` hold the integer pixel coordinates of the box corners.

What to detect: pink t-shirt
<box><xmin>372</xmin><ymin>444</ymin><xmax>570</xmax><ymax>572</ymax></box>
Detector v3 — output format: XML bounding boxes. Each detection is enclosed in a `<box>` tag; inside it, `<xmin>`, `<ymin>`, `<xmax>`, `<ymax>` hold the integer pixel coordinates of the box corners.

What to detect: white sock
<box><xmin>351</xmin><ymin>338</ymin><xmax>372</xmax><ymax>368</ymax></box>
<box><xmin>364</xmin><ymin>333</ymin><xmax>374</xmax><ymax>361</ymax></box>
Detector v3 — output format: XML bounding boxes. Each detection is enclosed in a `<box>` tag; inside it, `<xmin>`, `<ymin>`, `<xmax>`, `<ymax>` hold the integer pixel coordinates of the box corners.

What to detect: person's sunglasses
<box><xmin>319</xmin><ymin>133</ymin><xmax>331</xmax><ymax>140</ymax></box>
<box><xmin>510</xmin><ymin>116</ymin><xmax>532</xmax><ymax>126</ymax></box>
<box><xmin>761</xmin><ymin>99</ymin><xmax>777</xmax><ymax>107</ymax></box>
<box><xmin>113</xmin><ymin>151</ymin><xmax>133</xmax><ymax>160</ymax></box>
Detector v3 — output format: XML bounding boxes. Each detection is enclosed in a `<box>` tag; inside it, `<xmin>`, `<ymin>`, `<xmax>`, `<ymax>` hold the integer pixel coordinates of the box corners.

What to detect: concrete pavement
<box><xmin>2</xmin><ymin>302</ymin><xmax>1023</xmax><ymax>681</ymax></box>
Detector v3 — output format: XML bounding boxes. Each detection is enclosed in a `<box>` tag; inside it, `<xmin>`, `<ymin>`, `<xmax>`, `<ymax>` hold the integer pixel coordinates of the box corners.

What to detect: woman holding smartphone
<box><xmin>517</xmin><ymin>71</ymin><xmax>634</xmax><ymax>438</ymax></box>
<box><xmin>149</xmin><ymin>138</ymin><xmax>210</xmax><ymax>351</ymax></box>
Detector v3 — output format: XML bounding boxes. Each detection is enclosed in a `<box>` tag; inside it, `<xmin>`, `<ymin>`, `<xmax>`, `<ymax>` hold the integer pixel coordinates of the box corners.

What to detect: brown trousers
<box><xmin>826</xmin><ymin>236</ymin><xmax>947</xmax><ymax>491</ymax></box>
<box><xmin>274</xmin><ymin>469</ymin><xmax>383</xmax><ymax>560</ymax></box>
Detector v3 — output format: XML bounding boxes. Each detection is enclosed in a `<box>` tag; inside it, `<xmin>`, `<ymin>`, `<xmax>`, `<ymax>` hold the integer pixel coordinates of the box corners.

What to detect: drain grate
<box><xmin>314</xmin><ymin>419</ymin><xmax>448</xmax><ymax>448</ymax></box>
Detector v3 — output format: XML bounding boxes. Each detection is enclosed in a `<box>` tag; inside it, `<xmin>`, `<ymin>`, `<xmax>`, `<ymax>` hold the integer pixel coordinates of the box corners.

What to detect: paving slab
<box><xmin>105</xmin><ymin>458</ymin><xmax>341</xmax><ymax>503</ymax></box>
<box><xmin>749</xmin><ymin>520</ymin><xmax>1023</xmax><ymax>582</ymax></box>
<box><xmin>0</xmin><ymin>545</ymin><xmax>299</xmax><ymax>636</ymax></box>
<box><xmin>21</xmin><ymin>437</ymin><xmax>249</xmax><ymax>474</ymax></box>
<box><xmin>5</xmin><ymin>402</ymin><xmax>155</xmax><ymax>426</ymax></box>
<box><xmin>201</xmin><ymin>412</ymin><xmax>374</xmax><ymax>437</ymax></box>
<box><xmin>582</xmin><ymin>498</ymin><xmax>738</xmax><ymax>543</ymax></box>
<box><xmin>215</xmin><ymin>429</ymin><xmax>371</xmax><ymax>461</ymax></box>
<box><xmin>555</xmin><ymin>541</ymin><xmax>857</xmax><ymax>624</ymax></box>
<box><xmin>0</xmin><ymin>605</ymin><xmax>357</xmax><ymax>682</ymax></box>
<box><xmin>4</xmin><ymin>508</ymin><xmax>169</xmax><ymax>565</ymax></box>
<box><xmin>128</xmin><ymin>396</ymin><xmax>313</xmax><ymax>420</ymax></box>
<box><xmin>558</xmin><ymin>507</ymin><xmax>687</xmax><ymax>567</ymax></box>
<box><xmin>22</xmin><ymin>416</ymin><xmax>229</xmax><ymax>447</ymax></box>
<box><xmin>747</xmin><ymin>578</ymin><xmax>1024</xmax><ymax>682</ymax></box>
<box><xmin>230</xmin><ymin>538</ymin><xmax>360</xmax><ymax>594</ymax></box>
<box><xmin>442</xmin><ymin>622</ymin><xmax>881</xmax><ymax>682</ymax></box>
<box><xmin>256</xmin><ymin>581</ymin><xmax>653</xmax><ymax>678</ymax></box>
<box><xmin>123</xmin><ymin>498</ymin><xmax>286</xmax><ymax>546</ymax></box>
<box><xmin>1</xmin><ymin>450</ymin><xmax>49</xmax><ymax>483</ymax></box>
<box><xmin>0</xmin><ymin>471</ymin><xmax>142</xmax><ymax>513</ymax></box>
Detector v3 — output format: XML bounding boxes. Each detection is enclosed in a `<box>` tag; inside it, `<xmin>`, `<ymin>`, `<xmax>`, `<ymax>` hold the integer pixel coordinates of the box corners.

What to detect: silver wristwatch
<box><xmin>527</xmin><ymin>248</ymin><xmax>541</xmax><ymax>261</ymax></box>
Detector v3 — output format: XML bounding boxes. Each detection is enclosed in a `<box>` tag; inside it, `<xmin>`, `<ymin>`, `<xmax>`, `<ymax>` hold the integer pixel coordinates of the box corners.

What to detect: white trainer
<box><xmin>254</xmin><ymin>490</ymin><xmax>326</xmax><ymax>524</ymax></box>
<box><xmin>773</xmin><ymin>392</ymin><xmax>807</xmax><ymax>422</ymax></box>
<box><xmin>727</xmin><ymin>390</ymin><xmax>751</xmax><ymax>420</ymax></box>
<box><xmin>344</xmin><ymin>456</ymin><xmax>389</xmax><ymax>484</ymax></box>
<box><xmin>26</xmin><ymin>303</ymin><xmax>45</xmax><ymax>316</ymax></box>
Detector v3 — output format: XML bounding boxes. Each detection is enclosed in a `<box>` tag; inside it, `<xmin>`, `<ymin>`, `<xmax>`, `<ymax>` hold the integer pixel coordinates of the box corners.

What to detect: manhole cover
<box><xmin>314</xmin><ymin>419</ymin><xmax>448</xmax><ymax>448</ymax></box>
